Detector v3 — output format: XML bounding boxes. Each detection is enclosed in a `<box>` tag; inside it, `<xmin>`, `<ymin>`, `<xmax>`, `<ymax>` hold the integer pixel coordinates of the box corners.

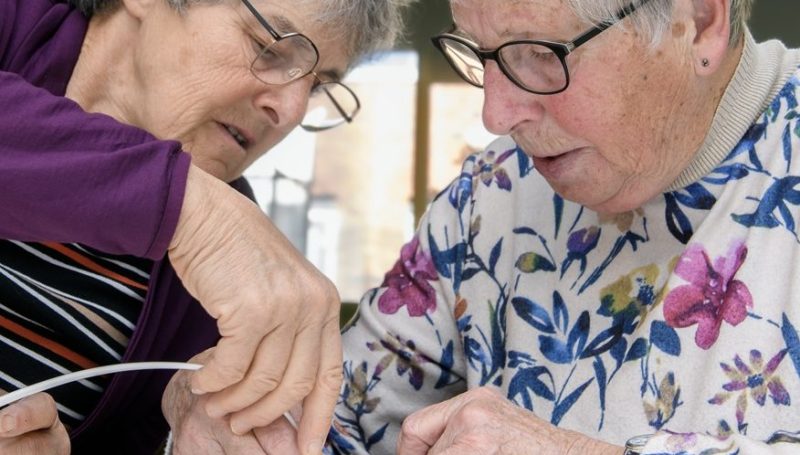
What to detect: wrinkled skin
<box><xmin>63</xmin><ymin>0</ymin><xmax>352</xmax><ymax>452</ymax></box>
<box><xmin>396</xmin><ymin>387</ymin><xmax>622</xmax><ymax>455</ymax></box>
<box><xmin>0</xmin><ymin>393</ymin><xmax>70</xmax><ymax>455</ymax></box>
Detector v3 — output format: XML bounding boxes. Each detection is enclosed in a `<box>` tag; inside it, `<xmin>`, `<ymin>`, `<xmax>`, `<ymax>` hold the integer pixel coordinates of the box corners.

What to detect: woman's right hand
<box><xmin>168</xmin><ymin>165</ymin><xmax>343</xmax><ymax>455</ymax></box>
<box><xmin>0</xmin><ymin>393</ymin><xmax>70</xmax><ymax>454</ymax></box>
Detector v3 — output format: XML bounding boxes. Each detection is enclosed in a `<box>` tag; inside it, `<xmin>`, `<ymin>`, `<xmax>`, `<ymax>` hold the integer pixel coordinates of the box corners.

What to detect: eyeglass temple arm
<box><xmin>570</xmin><ymin>0</ymin><xmax>652</xmax><ymax>49</ymax></box>
<box><xmin>240</xmin><ymin>0</ymin><xmax>281</xmax><ymax>40</ymax></box>
<box><xmin>325</xmin><ymin>88</ymin><xmax>352</xmax><ymax>122</ymax></box>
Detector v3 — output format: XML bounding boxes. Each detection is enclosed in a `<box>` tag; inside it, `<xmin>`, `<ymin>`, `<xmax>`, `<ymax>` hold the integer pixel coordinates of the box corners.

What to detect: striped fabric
<box><xmin>0</xmin><ymin>240</ymin><xmax>150</xmax><ymax>428</ymax></box>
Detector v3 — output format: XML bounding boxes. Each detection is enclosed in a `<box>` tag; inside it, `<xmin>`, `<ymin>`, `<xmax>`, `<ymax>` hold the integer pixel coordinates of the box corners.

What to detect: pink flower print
<box><xmin>663</xmin><ymin>241</ymin><xmax>753</xmax><ymax>349</ymax></box>
<box><xmin>378</xmin><ymin>236</ymin><xmax>439</xmax><ymax>317</ymax></box>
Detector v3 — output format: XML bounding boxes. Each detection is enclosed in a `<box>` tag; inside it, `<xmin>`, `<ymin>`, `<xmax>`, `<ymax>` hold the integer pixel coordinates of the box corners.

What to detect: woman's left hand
<box><xmin>163</xmin><ymin>350</ymin><xmax>301</xmax><ymax>455</ymax></box>
<box><xmin>397</xmin><ymin>387</ymin><xmax>623</xmax><ymax>455</ymax></box>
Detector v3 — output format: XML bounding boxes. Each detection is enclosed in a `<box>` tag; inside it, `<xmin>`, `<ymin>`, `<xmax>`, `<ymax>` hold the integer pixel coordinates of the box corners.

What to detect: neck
<box><xmin>686</xmin><ymin>39</ymin><xmax>746</xmax><ymax>157</ymax></box>
<box><xmin>65</xmin><ymin>9</ymin><xmax>140</xmax><ymax>123</ymax></box>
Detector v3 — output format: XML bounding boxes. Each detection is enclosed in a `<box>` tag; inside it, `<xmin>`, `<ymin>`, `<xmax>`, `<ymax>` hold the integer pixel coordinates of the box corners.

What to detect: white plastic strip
<box><xmin>0</xmin><ymin>361</ymin><xmax>299</xmax><ymax>434</ymax></box>
<box><xmin>0</xmin><ymin>362</ymin><xmax>201</xmax><ymax>408</ymax></box>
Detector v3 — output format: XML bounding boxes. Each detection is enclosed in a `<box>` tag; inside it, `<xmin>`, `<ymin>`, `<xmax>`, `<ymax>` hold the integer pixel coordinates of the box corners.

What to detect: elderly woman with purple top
<box><xmin>242</xmin><ymin>0</ymin><xmax>800</xmax><ymax>454</ymax></box>
<box><xmin>0</xmin><ymin>0</ymin><xmax>412</xmax><ymax>453</ymax></box>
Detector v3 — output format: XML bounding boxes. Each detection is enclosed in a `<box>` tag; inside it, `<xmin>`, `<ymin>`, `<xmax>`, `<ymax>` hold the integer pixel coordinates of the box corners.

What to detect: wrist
<box><xmin>564</xmin><ymin>433</ymin><xmax>624</xmax><ymax>455</ymax></box>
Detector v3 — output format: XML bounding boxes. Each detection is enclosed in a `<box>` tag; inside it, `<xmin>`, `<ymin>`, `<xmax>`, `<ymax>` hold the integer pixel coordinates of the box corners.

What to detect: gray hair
<box><xmin>68</xmin><ymin>0</ymin><xmax>414</xmax><ymax>65</ymax></box>
<box><xmin>566</xmin><ymin>0</ymin><xmax>753</xmax><ymax>47</ymax></box>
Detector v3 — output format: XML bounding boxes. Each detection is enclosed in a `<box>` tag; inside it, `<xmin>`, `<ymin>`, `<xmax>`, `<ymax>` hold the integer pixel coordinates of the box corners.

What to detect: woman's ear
<box><xmin>120</xmin><ymin>0</ymin><xmax>158</xmax><ymax>20</ymax></box>
<box><xmin>690</xmin><ymin>0</ymin><xmax>732</xmax><ymax>75</ymax></box>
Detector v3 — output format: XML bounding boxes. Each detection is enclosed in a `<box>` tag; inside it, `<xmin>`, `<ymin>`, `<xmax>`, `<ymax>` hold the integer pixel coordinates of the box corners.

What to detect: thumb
<box><xmin>396</xmin><ymin>394</ymin><xmax>468</xmax><ymax>455</ymax></box>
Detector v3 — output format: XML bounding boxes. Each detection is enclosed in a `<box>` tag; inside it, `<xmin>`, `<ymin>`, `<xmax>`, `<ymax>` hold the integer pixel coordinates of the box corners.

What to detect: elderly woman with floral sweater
<box><xmin>323</xmin><ymin>0</ymin><xmax>800</xmax><ymax>454</ymax></box>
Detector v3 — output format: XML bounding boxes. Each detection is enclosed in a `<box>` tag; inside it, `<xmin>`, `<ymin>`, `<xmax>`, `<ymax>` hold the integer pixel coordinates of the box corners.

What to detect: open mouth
<box><xmin>223</xmin><ymin>123</ymin><xmax>249</xmax><ymax>148</ymax></box>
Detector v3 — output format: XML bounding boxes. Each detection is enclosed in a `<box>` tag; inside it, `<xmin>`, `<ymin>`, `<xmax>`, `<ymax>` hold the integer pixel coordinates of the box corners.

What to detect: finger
<box><xmin>0</xmin><ymin>393</ymin><xmax>60</xmax><ymax>437</ymax></box>
<box><xmin>173</xmin><ymin>429</ymin><xmax>268</xmax><ymax>455</ymax></box>
<box><xmin>204</xmin><ymin>325</ymin><xmax>294</xmax><ymax>418</ymax></box>
<box><xmin>254</xmin><ymin>416</ymin><xmax>301</xmax><ymax>455</ymax></box>
<box><xmin>427</xmin><ymin>419</ymin><xmax>462</xmax><ymax>455</ymax></box>
<box><xmin>0</xmin><ymin>416</ymin><xmax>69</xmax><ymax>455</ymax></box>
<box><xmin>228</xmin><ymin>320</ymin><xmax>324</xmax><ymax>435</ymax></box>
<box><xmin>191</xmin><ymin>321</ymin><xmax>263</xmax><ymax>394</ymax></box>
<box><xmin>295</xmin><ymin>317</ymin><xmax>343</xmax><ymax>455</ymax></box>
<box><xmin>396</xmin><ymin>393</ymin><xmax>477</xmax><ymax>455</ymax></box>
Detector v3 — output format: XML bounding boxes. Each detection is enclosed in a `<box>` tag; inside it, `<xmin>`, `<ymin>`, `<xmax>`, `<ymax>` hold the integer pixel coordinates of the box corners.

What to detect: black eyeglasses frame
<box><xmin>431</xmin><ymin>0</ymin><xmax>654</xmax><ymax>95</ymax></box>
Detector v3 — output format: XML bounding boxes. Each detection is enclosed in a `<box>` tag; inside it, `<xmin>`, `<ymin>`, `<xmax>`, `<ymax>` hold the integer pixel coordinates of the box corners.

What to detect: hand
<box><xmin>168</xmin><ymin>165</ymin><xmax>343</xmax><ymax>454</ymax></box>
<box><xmin>163</xmin><ymin>350</ymin><xmax>301</xmax><ymax>455</ymax></box>
<box><xmin>0</xmin><ymin>393</ymin><xmax>70</xmax><ymax>454</ymax></box>
<box><xmin>397</xmin><ymin>387</ymin><xmax>622</xmax><ymax>455</ymax></box>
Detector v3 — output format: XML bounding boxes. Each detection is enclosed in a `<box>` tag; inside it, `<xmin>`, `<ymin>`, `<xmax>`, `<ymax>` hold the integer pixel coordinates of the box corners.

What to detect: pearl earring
<box><xmin>701</xmin><ymin>58</ymin><xmax>710</xmax><ymax>67</ymax></box>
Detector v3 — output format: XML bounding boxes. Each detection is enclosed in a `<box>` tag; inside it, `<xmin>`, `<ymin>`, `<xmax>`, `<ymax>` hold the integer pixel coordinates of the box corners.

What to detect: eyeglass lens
<box><xmin>439</xmin><ymin>38</ymin><xmax>568</xmax><ymax>93</ymax></box>
<box><xmin>244</xmin><ymin>5</ymin><xmax>361</xmax><ymax>131</ymax></box>
<box><xmin>302</xmin><ymin>82</ymin><xmax>360</xmax><ymax>131</ymax></box>
<box><xmin>250</xmin><ymin>34</ymin><xmax>318</xmax><ymax>85</ymax></box>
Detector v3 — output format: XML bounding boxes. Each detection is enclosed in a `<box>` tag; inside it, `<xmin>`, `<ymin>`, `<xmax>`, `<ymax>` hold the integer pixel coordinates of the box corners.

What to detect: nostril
<box><xmin>263</xmin><ymin>107</ymin><xmax>280</xmax><ymax>126</ymax></box>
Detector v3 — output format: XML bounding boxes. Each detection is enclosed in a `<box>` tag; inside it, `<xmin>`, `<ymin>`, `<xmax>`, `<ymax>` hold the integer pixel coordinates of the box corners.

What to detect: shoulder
<box><xmin>1</xmin><ymin>0</ymin><xmax>84</xmax><ymax>74</ymax></box>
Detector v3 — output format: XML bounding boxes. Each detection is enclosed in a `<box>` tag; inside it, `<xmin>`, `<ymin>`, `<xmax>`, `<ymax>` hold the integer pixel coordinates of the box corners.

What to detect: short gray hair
<box><xmin>68</xmin><ymin>0</ymin><xmax>414</xmax><ymax>66</ymax></box>
<box><xmin>566</xmin><ymin>0</ymin><xmax>753</xmax><ymax>47</ymax></box>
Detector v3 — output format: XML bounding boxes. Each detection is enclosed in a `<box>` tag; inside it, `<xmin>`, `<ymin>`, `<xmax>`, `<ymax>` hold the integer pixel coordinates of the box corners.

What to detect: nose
<box><xmin>481</xmin><ymin>61</ymin><xmax>545</xmax><ymax>136</ymax></box>
<box><xmin>253</xmin><ymin>75</ymin><xmax>314</xmax><ymax>129</ymax></box>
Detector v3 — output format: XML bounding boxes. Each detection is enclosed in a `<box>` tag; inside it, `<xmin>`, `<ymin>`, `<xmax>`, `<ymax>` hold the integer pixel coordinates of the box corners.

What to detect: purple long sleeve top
<box><xmin>1</xmin><ymin>1</ymin><xmax>221</xmax><ymax>452</ymax></box>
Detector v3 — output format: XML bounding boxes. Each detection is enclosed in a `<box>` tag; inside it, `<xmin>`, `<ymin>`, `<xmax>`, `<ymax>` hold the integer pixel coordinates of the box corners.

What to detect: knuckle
<box><xmin>250</xmin><ymin>372</ymin><xmax>281</xmax><ymax>393</ymax></box>
<box><xmin>283</xmin><ymin>380</ymin><xmax>315</xmax><ymax>400</ymax></box>
<box><xmin>400</xmin><ymin>416</ymin><xmax>420</xmax><ymax>438</ymax></box>
<box><xmin>318</xmin><ymin>365</ymin><xmax>344</xmax><ymax>392</ymax></box>
<box><xmin>456</xmin><ymin>400</ymin><xmax>490</xmax><ymax>424</ymax></box>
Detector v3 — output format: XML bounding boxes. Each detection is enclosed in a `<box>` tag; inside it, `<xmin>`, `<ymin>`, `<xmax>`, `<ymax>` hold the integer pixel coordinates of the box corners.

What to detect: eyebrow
<box><xmin>267</xmin><ymin>14</ymin><xmax>299</xmax><ymax>35</ymax></box>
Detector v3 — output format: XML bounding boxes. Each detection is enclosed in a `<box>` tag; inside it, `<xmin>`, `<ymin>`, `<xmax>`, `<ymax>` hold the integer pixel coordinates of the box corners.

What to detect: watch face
<box><xmin>624</xmin><ymin>434</ymin><xmax>652</xmax><ymax>454</ymax></box>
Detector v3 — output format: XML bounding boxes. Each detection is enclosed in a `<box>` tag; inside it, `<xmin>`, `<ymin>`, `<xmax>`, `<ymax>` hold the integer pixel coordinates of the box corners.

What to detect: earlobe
<box><xmin>120</xmin><ymin>0</ymin><xmax>157</xmax><ymax>20</ymax></box>
<box><xmin>690</xmin><ymin>0</ymin><xmax>731</xmax><ymax>75</ymax></box>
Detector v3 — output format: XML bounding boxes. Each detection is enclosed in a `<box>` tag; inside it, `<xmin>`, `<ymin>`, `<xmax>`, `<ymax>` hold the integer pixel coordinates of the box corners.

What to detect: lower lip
<box><xmin>217</xmin><ymin>122</ymin><xmax>246</xmax><ymax>150</ymax></box>
<box><xmin>531</xmin><ymin>148</ymin><xmax>586</xmax><ymax>179</ymax></box>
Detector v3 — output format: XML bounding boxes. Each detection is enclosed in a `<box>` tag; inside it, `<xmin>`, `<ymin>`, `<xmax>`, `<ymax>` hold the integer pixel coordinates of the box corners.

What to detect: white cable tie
<box><xmin>0</xmin><ymin>362</ymin><xmax>201</xmax><ymax>409</ymax></box>
<box><xmin>0</xmin><ymin>361</ymin><xmax>299</xmax><ymax>432</ymax></box>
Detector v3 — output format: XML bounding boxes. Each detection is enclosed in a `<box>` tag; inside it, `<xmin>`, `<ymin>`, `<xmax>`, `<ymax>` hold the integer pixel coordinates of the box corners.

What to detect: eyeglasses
<box><xmin>431</xmin><ymin>0</ymin><xmax>653</xmax><ymax>95</ymax></box>
<box><xmin>240</xmin><ymin>0</ymin><xmax>361</xmax><ymax>131</ymax></box>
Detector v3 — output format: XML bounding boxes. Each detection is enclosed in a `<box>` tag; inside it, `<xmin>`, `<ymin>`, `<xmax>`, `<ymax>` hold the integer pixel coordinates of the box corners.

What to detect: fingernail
<box><xmin>205</xmin><ymin>405</ymin><xmax>223</xmax><ymax>419</ymax></box>
<box><xmin>306</xmin><ymin>440</ymin><xmax>323</xmax><ymax>455</ymax></box>
<box><xmin>191</xmin><ymin>387</ymin><xmax>206</xmax><ymax>395</ymax></box>
<box><xmin>0</xmin><ymin>414</ymin><xmax>16</xmax><ymax>434</ymax></box>
<box><xmin>230</xmin><ymin>421</ymin><xmax>248</xmax><ymax>436</ymax></box>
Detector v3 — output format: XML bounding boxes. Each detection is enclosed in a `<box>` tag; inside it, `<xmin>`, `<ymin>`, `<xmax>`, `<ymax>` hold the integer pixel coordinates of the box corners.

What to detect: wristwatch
<box><xmin>623</xmin><ymin>434</ymin><xmax>653</xmax><ymax>455</ymax></box>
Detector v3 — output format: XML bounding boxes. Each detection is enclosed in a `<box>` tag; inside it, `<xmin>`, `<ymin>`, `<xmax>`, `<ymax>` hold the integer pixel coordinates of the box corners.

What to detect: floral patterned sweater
<box><xmin>330</xmin><ymin>49</ymin><xmax>800</xmax><ymax>455</ymax></box>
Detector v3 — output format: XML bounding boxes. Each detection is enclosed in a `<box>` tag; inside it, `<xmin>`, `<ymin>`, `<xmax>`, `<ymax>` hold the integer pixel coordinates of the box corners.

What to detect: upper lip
<box><xmin>512</xmin><ymin>135</ymin><xmax>588</xmax><ymax>159</ymax></box>
<box><xmin>221</xmin><ymin>122</ymin><xmax>254</xmax><ymax>149</ymax></box>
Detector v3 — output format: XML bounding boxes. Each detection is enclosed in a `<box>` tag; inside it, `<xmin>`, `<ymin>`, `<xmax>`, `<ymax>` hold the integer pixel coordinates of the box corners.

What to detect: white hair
<box><xmin>68</xmin><ymin>0</ymin><xmax>416</xmax><ymax>66</ymax></box>
<box><xmin>566</xmin><ymin>0</ymin><xmax>753</xmax><ymax>47</ymax></box>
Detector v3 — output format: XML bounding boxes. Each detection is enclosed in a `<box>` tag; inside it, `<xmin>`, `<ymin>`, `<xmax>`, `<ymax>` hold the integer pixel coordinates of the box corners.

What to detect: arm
<box><xmin>327</xmin><ymin>183</ymin><xmax>471</xmax><ymax>454</ymax></box>
<box><xmin>0</xmin><ymin>70</ymin><xmax>188</xmax><ymax>259</ymax></box>
<box><xmin>2</xmin><ymin>68</ymin><xmax>343</xmax><ymax>452</ymax></box>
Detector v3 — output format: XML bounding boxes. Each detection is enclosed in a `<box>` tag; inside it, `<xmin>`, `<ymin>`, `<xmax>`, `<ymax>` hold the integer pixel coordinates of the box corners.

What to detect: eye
<box><xmin>250</xmin><ymin>36</ymin><xmax>283</xmax><ymax>65</ymax></box>
<box><xmin>524</xmin><ymin>47</ymin><xmax>557</xmax><ymax>62</ymax></box>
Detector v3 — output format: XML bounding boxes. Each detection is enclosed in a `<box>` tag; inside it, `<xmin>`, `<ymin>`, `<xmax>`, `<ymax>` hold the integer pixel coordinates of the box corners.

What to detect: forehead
<box><xmin>450</xmin><ymin>0</ymin><xmax>585</xmax><ymax>44</ymax></box>
<box><xmin>237</xmin><ymin>0</ymin><xmax>351</xmax><ymax>74</ymax></box>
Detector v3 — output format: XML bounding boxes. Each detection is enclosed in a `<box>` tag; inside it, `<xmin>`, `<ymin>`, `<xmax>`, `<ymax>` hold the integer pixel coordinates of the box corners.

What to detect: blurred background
<box><xmin>242</xmin><ymin>2</ymin><xmax>800</xmax><ymax>321</ymax></box>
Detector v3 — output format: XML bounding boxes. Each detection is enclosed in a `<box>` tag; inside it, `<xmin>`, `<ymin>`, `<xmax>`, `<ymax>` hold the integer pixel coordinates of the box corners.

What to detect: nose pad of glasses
<box><xmin>286</xmin><ymin>67</ymin><xmax>303</xmax><ymax>81</ymax></box>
